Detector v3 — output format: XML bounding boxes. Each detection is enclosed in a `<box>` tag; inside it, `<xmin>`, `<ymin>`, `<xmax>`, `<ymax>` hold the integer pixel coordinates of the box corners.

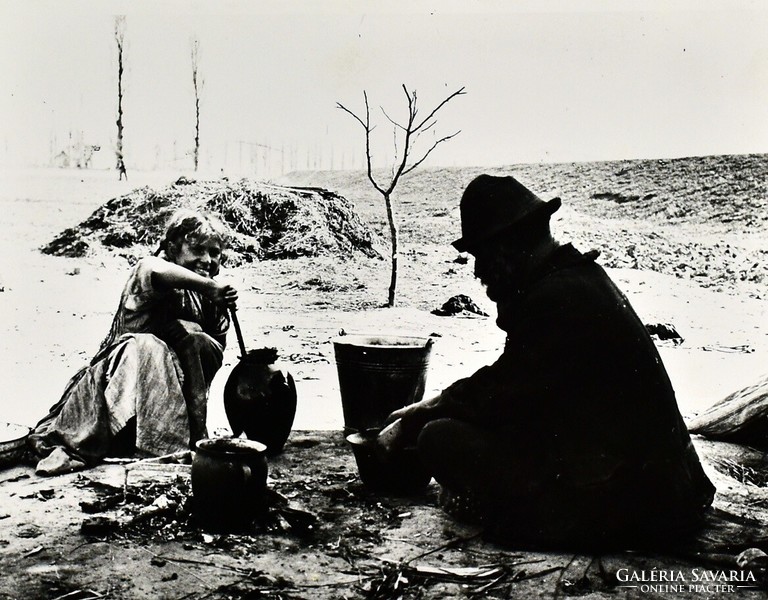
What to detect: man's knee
<box><xmin>418</xmin><ymin>418</ymin><xmax>493</xmax><ymax>464</ymax></box>
<box><xmin>418</xmin><ymin>418</ymin><xmax>462</xmax><ymax>459</ymax></box>
<box><xmin>417</xmin><ymin>418</ymin><xmax>499</xmax><ymax>489</ymax></box>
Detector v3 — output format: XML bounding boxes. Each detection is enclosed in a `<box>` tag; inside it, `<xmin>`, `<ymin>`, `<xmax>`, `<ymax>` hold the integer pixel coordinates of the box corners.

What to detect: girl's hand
<box><xmin>208</xmin><ymin>282</ymin><xmax>239</xmax><ymax>307</ymax></box>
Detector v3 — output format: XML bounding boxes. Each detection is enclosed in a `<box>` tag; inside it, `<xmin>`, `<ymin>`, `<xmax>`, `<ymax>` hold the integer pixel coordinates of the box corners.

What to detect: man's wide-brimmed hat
<box><xmin>452</xmin><ymin>174</ymin><xmax>561</xmax><ymax>253</ymax></box>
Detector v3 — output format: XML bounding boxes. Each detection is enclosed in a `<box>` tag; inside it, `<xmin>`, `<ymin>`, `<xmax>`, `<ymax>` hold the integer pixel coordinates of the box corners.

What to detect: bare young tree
<box><xmin>114</xmin><ymin>15</ymin><xmax>127</xmax><ymax>180</ymax></box>
<box><xmin>191</xmin><ymin>36</ymin><xmax>203</xmax><ymax>172</ymax></box>
<box><xmin>338</xmin><ymin>85</ymin><xmax>465</xmax><ymax>307</ymax></box>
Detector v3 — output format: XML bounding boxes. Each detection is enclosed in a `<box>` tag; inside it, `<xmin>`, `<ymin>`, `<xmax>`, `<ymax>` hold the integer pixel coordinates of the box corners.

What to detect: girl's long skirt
<box><xmin>29</xmin><ymin>332</ymin><xmax>222</xmax><ymax>473</ymax></box>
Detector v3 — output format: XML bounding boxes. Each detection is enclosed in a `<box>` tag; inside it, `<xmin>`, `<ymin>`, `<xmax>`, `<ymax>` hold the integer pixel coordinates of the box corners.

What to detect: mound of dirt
<box><xmin>41</xmin><ymin>178</ymin><xmax>382</xmax><ymax>265</ymax></box>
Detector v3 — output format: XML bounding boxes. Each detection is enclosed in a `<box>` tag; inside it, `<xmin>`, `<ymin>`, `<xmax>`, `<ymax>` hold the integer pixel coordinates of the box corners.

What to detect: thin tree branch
<box><xmin>362</xmin><ymin>92</ymin><xmax>387</xmax><ymax>196</ymax></box>
<box><xmin>380</xmin><ymin>107</ymin><xmax>406</xmax><ymax>131</ymax></box>
<box><xmin>402</xmin><ymin>130</ymin><xmax>461</xmax><ymax>176</ymax></box>
<box><xmin>381</xmin><ymin>86</ymin><xmax>420</xmax><ymax>195</ymax></box>
<box><xmin>402</xmin><ymin>85</ymin><xmax>417</xmax><ymax>124</ymax></box>
<box><xmin>417</xmin><ymin>119</ymin><xmax>438</xmax><ymax>135</ymax></box>
<box><xmin>337</xmin><ymin>95</ymin><xmax>386</xmax><ymax>195</ymax></box>
<box><xmin>338</xmin><ymin>93</ymin><xmax>387</xmax><ymax>196</ymax></box>
<box><xmin>391</xmin><ymin>125</ymin><xmax>399</xmax><ymax>180</ymax></box>
<box><xmin>409</xmin><ymin>120</ymin><xmax>438</xmax><ymax>150</ymax></box>
<box><xmin>414</xmin><ymin>86</ymin><xmax>466</xmax><ymax>131</ymax></box>
<box><xmin>336</xmin><ymin>103</ymin><xmax>368</xmax><ymax>130</ymax></box>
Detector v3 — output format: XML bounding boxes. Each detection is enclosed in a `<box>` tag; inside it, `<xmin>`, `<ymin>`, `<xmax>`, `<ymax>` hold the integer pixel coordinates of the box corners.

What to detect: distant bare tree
<box><xmin>114</xmin><ymin>16</ymin><xmax>127</xmax><ymax>180</ymax></box>
<box><xmin>191</xmin><ymin>36</ymin><xmax>203</xmax><ymax>172</ymax></box>
<box><xmin>337</xmin><ymin>85</ymin><xmax>465</xmax><ymax>307</ymax></box>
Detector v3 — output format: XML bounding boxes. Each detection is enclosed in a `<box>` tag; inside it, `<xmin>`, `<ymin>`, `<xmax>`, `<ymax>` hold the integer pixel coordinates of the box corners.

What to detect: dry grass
<box><xmin>41</xmin><ymin>177</ymin><xmax>382</xmax><ymax>265</ymax></box>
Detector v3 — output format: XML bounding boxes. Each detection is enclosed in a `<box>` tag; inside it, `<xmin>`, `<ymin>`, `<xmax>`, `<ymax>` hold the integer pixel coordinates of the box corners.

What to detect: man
<box><xmin>382</xmin><ymin>174</ymin><xmax>715</xmax><ymax>549</ymax></box>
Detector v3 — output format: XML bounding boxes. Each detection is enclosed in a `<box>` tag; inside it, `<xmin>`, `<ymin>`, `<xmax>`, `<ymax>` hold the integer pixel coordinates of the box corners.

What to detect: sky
<box><xmin>1</xmin><ymin>0</ymin><xmax>767</xmax><ymax>174</ymax></box>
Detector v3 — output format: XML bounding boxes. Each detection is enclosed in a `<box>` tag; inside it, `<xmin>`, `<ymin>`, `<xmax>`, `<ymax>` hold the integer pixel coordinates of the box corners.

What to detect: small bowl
<box><xmin>0</xmin><ymin>422</ymin><xmax>31</xmax><ymax>471</ymax></box>
<box><xmin>345</xmin><ymin>430</ymin><xmax>432</xmax><ymax>495</ymax></box>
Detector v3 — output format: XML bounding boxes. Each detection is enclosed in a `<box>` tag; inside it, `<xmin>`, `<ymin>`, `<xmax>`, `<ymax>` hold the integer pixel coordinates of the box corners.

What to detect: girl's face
<box><xmin>171</xmin><ymin>237</ymin><xmax>224</xmax><ymax>277</ymax></box>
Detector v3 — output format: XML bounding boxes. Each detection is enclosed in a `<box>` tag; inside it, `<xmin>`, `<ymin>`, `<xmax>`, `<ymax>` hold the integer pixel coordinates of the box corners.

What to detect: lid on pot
<box><xmin>196</xmin><ymin>437</ymin><xmax>267</xmax><ymax>455</ymax></box>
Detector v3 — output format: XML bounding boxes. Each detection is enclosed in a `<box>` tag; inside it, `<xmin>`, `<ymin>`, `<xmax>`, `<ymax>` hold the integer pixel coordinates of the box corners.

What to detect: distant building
<box><xmin>53</xmin><ymin>150</ymin><xmax>70</xmax><ymax>168</ymax></box>
<box><xmin>52</xmin><ymin>143</ymin><xmax>109</xmax><ymax>170</ymax></box>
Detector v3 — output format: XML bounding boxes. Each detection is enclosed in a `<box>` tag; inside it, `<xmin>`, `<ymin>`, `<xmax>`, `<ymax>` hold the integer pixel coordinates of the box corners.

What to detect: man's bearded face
<box><xmin>472</xmin><ymin>243</ymin><xmax>528</xmax><ymax>302</ymax></box>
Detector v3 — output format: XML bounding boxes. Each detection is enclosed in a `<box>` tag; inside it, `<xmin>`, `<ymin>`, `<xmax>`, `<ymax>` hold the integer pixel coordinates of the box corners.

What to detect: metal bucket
<box><xmin>332</xmin><ymin>334</ymin><xmax>433</xmax><ymax>433</ymax></box>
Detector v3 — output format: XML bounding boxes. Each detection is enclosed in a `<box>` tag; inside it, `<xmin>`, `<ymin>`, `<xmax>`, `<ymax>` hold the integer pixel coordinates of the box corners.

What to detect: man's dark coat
<box><xmin>439</xmin><ymin>244</ymin><xmax>715</xmax><ymax>545</ymax></box>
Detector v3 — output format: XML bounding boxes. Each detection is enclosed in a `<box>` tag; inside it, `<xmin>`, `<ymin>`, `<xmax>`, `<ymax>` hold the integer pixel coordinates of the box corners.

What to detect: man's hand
<box><xmin>385</xmin><ymin>394</ymin><xmax>444</xmax><ymax>426</ymax></box>
<box><xmin>379</xmin><ymin>395</ymin><xmax>448</xmax><ymax>450</ymax></box>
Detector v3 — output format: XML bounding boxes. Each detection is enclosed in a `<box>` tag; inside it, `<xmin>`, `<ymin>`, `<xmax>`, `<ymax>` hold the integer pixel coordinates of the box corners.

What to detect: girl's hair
<box><xmin>155</xmin><ymin>209</ymin><xmax>230</xmax><ymax>258</ymax></box>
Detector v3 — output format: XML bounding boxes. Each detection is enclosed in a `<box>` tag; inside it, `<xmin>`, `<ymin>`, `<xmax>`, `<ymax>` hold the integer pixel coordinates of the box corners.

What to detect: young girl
<box><xmin>29</xmin><ymin>209</ymin><xmax>238</xmax><ymax>475</ymax></box>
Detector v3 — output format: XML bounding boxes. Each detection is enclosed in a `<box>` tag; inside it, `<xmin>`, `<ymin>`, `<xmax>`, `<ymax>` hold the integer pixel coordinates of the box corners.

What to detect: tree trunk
<box><xmin>115</xmin><ymin>17</ymin><xmax>126</xmax><ymax>181</ymax></box>
<box><xmin>191</xmin><ymin>38</ymin><xmax>202</xmax><ymax>172</ymax></box>
<box><xmin>384</xmin><ymin>192</ymin><xmax>399</xmax><ymax>307</ymax></box>
<box><xmin>194</xmin><ymin>94</ymin><xmax>200</xmax><ymax>171</ymax></box>
<box><xmin>116</xmin><ymin>60</ymin><xmax>124</xmax><ymax>175</ymax></box>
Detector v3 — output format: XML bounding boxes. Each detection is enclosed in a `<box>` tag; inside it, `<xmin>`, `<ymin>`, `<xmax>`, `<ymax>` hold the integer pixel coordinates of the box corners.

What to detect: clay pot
<box><xmin>191</xmin><ymin>437</ymin><xmax>268</xmax><ymax>532</ymax></box>
<box><xmin>224</xmin><ymin>348</ymin><xmax>297</xmax><ymax>455</ymax></box>
<box><xmin>345</xmin><ymin>429</ymin><xmax>432</xmax><ymax>496</ymax></box>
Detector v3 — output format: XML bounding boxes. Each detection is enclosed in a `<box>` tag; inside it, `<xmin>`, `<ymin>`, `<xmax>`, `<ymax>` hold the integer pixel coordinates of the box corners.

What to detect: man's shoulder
<box><xmin>530</xmin><ymin>257</ymin><xmax>612</xmax><ymax>298</ymax></box>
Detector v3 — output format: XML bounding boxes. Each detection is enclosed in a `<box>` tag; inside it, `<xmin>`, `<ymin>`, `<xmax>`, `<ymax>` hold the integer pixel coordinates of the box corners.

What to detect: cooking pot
<box><xmin>191</xmin><ymin>437</ymin><xmax>268</xmax><ymax>532</ymax></box>
<box><xmin>346</xmin><ymin>428</ymin><xmax>432</xmax><ymax>495</ymax></box>
<box><xmin>0</xmin><ymin>422</ymin><xmax>31</xmax><ymax>470</ymax></box>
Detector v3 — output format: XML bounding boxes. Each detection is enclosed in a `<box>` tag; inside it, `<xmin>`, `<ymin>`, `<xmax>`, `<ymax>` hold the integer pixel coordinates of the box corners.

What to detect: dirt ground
<box><xmin>1</xmin><ymin>166</ymin><xmax>767</xmax><ymax>598</ymax></box>
<box><xmin>1</xmin><ymin>432</ymin><xmax>767</xmax><ymax>600</ymax></box>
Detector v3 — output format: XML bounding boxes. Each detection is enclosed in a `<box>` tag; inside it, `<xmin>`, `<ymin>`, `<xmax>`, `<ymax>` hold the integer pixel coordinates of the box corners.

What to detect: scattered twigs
<box><xmin>469</xmin><ymin>571</ymin><xmax>508</xmax><ymax>596</ymax></box>
<box><xmin>134</xmin><ymin>544</ymin><xmax>213</xmax><ymax>590</ymax></box>
<box><xmin>102</xmin><ymin>450</ymin><xmax>191</xmax><ymax>466</ymax></box>
<box><xmin>552</xmin><ymin>553</ymin><xmax>580</xmax><ymax>600</ymax></box>
<box><xmin>294</xmin><ymin>577</ymin><xmax>369</xmax><ymax>589</ymax></box>
<box><xmin>711</xmin><ymin>457</ymin><xmax>768</xmax><ymax>487</ymax></box>
<box><xmin>50</xmin><ymin>591</ymin><xmax>103</xmax><ymax>600</ymax></box>
<box><xmin>356</xmin><ymin>531</ymin><xmax>567</xmax><ymax>597</ymax></box>
<box><xmin>515</xmin><ymin>566</ymin><xmax>566</xmax><ymax>581</ymax></box>
<box><xmin>155</xmin><ymin>554</ymin><xmax>260</xmax><ymax>577</ymax></box>
<box><xmin>100</xmin><ymin>451</ymin><xmax>192</xmax><ymax>505</ymax></box>
<box><xmin>408</xmin><ymin>564</ymin><xmax>504</xmax><ymax>580</ymax></box>
<box><xmin>23</xmin><ymin>545</ymin><xmax>44</xmax><ymax>557</ymax></box>
<box><xmin>403</xmin><ymin>531</ymin><xmax>482</xmax><ymax>565</ymax></box>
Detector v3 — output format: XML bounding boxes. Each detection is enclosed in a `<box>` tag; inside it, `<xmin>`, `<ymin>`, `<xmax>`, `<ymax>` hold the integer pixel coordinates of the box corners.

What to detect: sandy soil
<box><xmin>0</xmin><ymin>165</ymin><xmax>767</xmax><ymax>599</ymax></box>
<box><xmin>0</xmin><ymin>166</ymin><xmax>765</xmax><ymax>433</ymax></box>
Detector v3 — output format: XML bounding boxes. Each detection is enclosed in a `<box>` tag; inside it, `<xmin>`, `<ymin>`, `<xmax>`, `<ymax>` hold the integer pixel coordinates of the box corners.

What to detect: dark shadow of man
<box><xmin>382</xmin><ymin>174</ymin><xmax>715</xmax><ymax>551</ymax></box>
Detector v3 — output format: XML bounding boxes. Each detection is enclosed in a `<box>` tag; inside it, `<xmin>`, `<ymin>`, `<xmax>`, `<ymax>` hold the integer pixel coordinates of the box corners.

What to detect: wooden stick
<box><xmin>102</xmin><ymin>450</ymin><xmax>191</xmax><ymax>466</ymax></box>
<box><xmin>230</xmin><ymin>306</ymin><xmax>248</xmax><ymax>358</ymax></box>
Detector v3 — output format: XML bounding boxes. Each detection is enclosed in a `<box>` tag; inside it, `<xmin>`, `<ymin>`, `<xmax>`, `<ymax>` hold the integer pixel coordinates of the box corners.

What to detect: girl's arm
<box><xmin>150</xmin><ymin>258</ymin><xmax>238</xmax><ymax>307</ymax></box>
